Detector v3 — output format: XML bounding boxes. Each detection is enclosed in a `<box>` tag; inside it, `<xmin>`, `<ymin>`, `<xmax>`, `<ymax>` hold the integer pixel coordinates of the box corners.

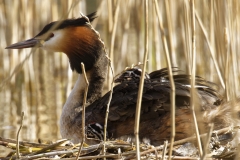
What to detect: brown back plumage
<box><xmin>75</xmin><ymin>67</ymin><xmax>222</xmax><ymax>145</ymax></box>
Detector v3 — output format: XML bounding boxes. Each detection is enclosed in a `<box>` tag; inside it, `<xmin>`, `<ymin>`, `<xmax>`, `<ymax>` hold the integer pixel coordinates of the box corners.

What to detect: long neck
<box><xmin>60</xmin><ymin>50</ymin><xmax>108</xmax><ymax>141</ymax></box>
<box><xmin>63</xmin><ymin>52</ymin><xmax>107</xmax><ymax>115</ymax></box>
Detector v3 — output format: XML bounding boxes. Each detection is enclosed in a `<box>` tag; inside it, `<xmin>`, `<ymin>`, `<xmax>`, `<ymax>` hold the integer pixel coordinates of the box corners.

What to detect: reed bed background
<box><xmin>0</xmin><ymin>0</ymin><xmax>239</xmax><ymax>156</ymax></box>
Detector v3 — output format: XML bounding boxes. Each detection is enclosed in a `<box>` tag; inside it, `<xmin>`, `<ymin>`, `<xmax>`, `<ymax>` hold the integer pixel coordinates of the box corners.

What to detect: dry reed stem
<box><xmin>22</xmin><ymin>152</ymin><xmax>202</xmax><ymax>160</ymax></box>
<box><xmin>194</xmin><ymin>10</ymin><xmax>225</xmax><ymax>89</ymax></box>
<box><xmin>0</xmin><ymin>137</ymin><xmax>62</xmax><ymax>149</ymax></box>
<box><xmin>183</xmin><ymin>0</ymin><xmax>192</xmax><ymax>73</ymax></box>
<box><xmin>16</xmin><ymin>112</ymin><xmax>24</xmax><ymax>159</ymax></box>
<box><xmin>27</xmin><ymin>139</ymin><xmax>68</xmax><ymax>156</ymax></box>
<box><xmin>152</xmin><ymin>8</ymin><xmax>161</xmax><ymax>70</ymax></box>
<box><xmin>153</xmin><ymin>0</ymin><xmax>176</xmax><ymax>158</ymax></box>
<box><xmin>19</xmin><ymin>149</ymin><xmax>80</xmax><ymax>160</ymax></box>
<box><xmin>162</xmin><ymin>140</ymin><xmax>168</xmax><ymax>160</ymax></box>
<box><xmin>134</xmin><ymin>0</ymin><xmax>149</xmax><ymax>159</ymax></box>
<box><xmin>102</xmin><ymin>57</ymin><xmax>115</xmax><ymax>160</ymax></box>
<box><xmin>103</xmin><ymin>65</ymin><xmax>114</xmax><ymax>158</ymax></box>
<box><xmin>201</xmin><ymin>123</ymin><xmax>214</xmax><ymax>160</ymax></box>
<box><xmin>227</xmin><ymin>2</ymin><xmax>239</xmax><ymax>99</ymax></box>
<box><xmin>76</xmin><ymin>63</ymin><xmax>89</xmax><ymax>159</ymax></box>
<box><xmin>164</xmin><ymin>0</ymin><xmax>177</xmax><ymax>67</ymax></box>
<box><xmin>190</xmin><ymin>0</ymin><xmax>203</xmax><ymax>157</ymax></box>
<box><xmin>103</xmin><ymin>4</ymin><xmax>120</xmax><ymax>156</ymax></box>
<box><xmin>102</xmin><ymin>55</ymin><xmax>115</xmax><ymax>158</ymax></box>
<box><xmin>224</xmin><ymin>28</ymin><xmax>230</xmax><ymax>101</ymax></box>
<box><xmin>107</xmin><ymin>0</ymin><xmax>113</xmax><ymax>32</ymax></box>
<box><xmin>107</xmin><ymin>0</ymin><xmax>120</xmax><ymax>91</ymax></box>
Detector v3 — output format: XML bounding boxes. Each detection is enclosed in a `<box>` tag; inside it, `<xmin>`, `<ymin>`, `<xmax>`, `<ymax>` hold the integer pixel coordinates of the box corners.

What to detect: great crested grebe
<box><xmin>6</xmin><ymin>12</ymin><xmax>233</xmax><ymax>145</ymax></box>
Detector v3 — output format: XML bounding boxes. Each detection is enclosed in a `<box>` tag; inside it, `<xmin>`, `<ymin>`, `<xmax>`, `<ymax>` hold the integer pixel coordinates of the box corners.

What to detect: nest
<box><xmin>1</xmin><ymin>126</ymin><xmax>239</xmax><ymax>160</ymax></box>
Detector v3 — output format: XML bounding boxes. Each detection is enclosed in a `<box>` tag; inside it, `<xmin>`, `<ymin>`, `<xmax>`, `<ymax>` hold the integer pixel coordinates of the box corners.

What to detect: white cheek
<box><xmin>42</xmin><ymin>30</ymin><xmax>65</xmax><ymax>52</ymax></box>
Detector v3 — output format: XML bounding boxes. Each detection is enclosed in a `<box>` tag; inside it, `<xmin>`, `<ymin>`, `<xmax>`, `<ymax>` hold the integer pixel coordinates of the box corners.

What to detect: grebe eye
<box><xmin>46</xmin><ymin>33</ymin><xmax>54</xmax><ymax>41</ymax></box>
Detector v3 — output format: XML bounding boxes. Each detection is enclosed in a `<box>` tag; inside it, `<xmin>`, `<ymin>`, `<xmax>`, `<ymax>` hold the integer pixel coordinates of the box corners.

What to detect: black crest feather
<box><xmin>35</xmin><ymin>12</ymin><xmax>97</xmax><ymax>37</ymax></box>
